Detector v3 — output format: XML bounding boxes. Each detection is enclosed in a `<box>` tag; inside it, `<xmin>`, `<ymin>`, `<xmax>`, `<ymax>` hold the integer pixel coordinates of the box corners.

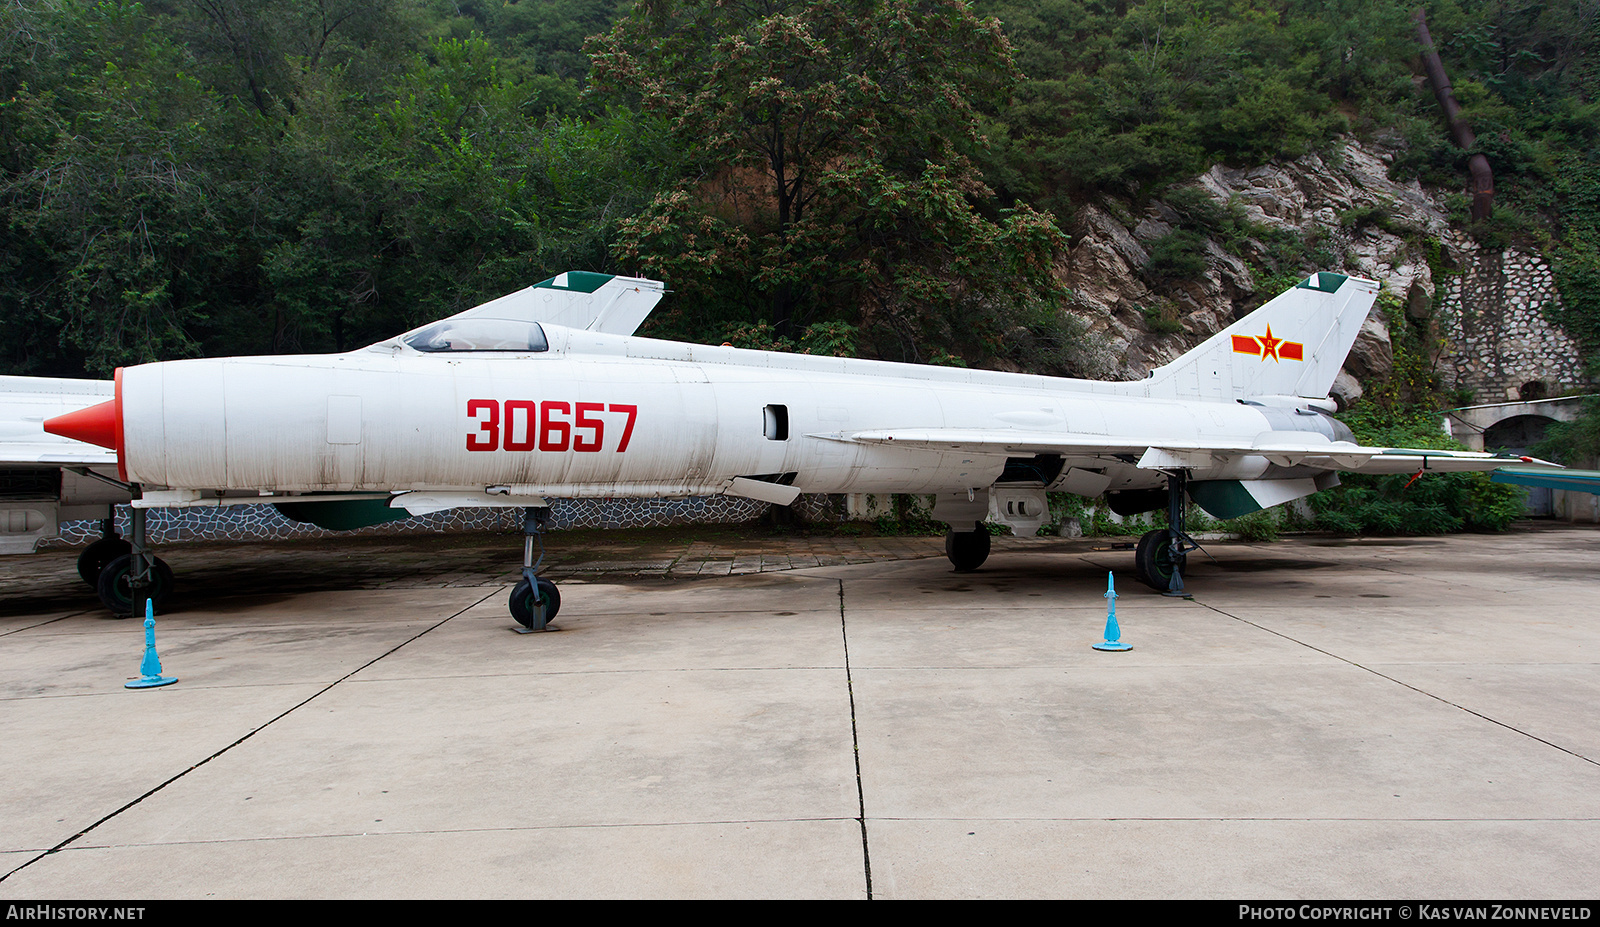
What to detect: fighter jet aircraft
<box><xmin>22</xmin><ymin>270</ymin><xmax>1544</xmax><ymax>626</ymax></box>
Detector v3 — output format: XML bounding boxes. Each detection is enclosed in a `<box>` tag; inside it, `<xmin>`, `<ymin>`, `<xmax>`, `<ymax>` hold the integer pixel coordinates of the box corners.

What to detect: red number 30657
<box><xmin>466</xmin><ymin>400</ymin><xmax>637</xmax><ymax>453</ymax></box>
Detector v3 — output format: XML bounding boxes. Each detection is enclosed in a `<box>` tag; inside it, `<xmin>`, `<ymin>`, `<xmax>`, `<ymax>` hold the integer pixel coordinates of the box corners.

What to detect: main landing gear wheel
<box><xmin>96</xmin><ymin>553</ymin><xmax>174</xmax><ymax>616</ymax></box>
<box><xmin>945</xmin><ymin>526</ymin><xmax>991</xmax><ymax>572</ymax></box>
<box><xmin>509</xmin><ymin>577</ymin><xmax>561</xmax><ymax>629</ymax></box>
<box><xmin>1134</xmin><ymin>529</ymin><xmax>1183</xmax><ymax>591</ymax></box>
<box><xmin>77</xmin><ymin>536</ymin><xmax>132</xmax><ymax>587</ymax></box>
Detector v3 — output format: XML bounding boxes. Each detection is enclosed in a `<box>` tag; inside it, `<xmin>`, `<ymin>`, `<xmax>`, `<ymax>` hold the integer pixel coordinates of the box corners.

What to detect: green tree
<box><xmin>0</xmin><ymin>1</ymin><xmax>667</xmax><ymax>373</ymax></box>
<box><xmin>171</xmin><ymin>0</ymin><xmax>422</xmax><ymax>118</ymax></box>
<box><xmin>256</xmin><ymin>36</ymin><xmax>675</xmax><ymax>352</ymax></box>
<box><xmin>1</xmin><ymin>0</ymin><xmax>245</xmax><ymax>374</ymax></box>
<box><xmin>587</xmin><ymin>0</ymin><xmax>1069</xmax><ymax>364</ymax></box>
<box><xmin>975</xmin><ymin>0</ymin><xmax>1364</xmax><ymax>207</ymax></box>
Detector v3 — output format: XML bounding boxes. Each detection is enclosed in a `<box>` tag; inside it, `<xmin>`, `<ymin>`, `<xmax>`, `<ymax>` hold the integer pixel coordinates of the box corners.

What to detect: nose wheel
<box><xmin>510</xmin><ymin>577</ymin><xmax>561</xmax><ymax>628</ymax></box>
<box><xmin>510</xmin><ymin>505</ymin><xmax>561</xmax><ymax>631</ymax></box>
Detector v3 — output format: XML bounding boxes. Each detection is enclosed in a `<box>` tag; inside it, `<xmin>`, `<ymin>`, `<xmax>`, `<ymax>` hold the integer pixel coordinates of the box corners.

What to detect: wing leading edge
<box><xmin>821</xmin><ymin>427</ymin><xmax>1549</xmax><ymax>474</ymax></box>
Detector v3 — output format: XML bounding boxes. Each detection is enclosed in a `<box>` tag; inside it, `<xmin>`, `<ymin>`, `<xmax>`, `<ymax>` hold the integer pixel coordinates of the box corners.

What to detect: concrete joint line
<box><xmin>0</xmin><ymin>611</ymin><xmax>88</xmax><ymax>638</ymax></box>
<box><xmin>0</xmin><ymin>587</ymin><xmax>501</xmax><ymax>884</ymax></box>
<box><xmin>1195</xmin><ymin>600</ymin><xmax>1599</xmax><ymax>769</ymax></box>
<box><xmin>839</xmin><ymin>578</ymin><xmax>873</xmax><ymax>900</ymax></box>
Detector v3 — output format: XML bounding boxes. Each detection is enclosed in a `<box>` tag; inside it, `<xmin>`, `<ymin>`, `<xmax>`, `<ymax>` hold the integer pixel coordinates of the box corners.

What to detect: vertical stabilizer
<box><xmin>451</xmin><ymin>273</ymin><xmax>666</xmax><ymax>336</ymax></box>
<box><xmin>1142</xmin><ymin>272</ymin><xmax>1379</xmax><ymax>401</ymax></box>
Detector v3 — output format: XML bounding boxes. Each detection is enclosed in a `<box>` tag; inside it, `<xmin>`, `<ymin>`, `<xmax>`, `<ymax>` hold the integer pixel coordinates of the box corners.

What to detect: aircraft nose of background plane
<box><xmin>44</xmin><ymin>399</ymin><xmax>119</xmax><ymax>451</ymax></box>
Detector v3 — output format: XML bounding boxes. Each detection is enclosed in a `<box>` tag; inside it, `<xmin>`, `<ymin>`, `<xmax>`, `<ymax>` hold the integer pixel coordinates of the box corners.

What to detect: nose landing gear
<box><xmin>510</xmin><ymin>506</ymin><xmax>561</xmax><ymax>631</ymax></box>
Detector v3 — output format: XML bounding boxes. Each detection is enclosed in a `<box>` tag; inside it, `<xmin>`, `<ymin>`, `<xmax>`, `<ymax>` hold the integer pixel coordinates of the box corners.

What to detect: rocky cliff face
<box><xmin>1057</xmin><ymin>136</ymin><xmax>1588</xmax><ymax>406</ymax></box>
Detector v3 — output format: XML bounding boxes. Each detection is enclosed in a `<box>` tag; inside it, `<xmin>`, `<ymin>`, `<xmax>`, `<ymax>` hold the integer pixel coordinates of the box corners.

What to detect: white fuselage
<box><xmin>117</xmin><ymin>325</ymin><xmax>1303</xmax><ymax>497</ymax></box>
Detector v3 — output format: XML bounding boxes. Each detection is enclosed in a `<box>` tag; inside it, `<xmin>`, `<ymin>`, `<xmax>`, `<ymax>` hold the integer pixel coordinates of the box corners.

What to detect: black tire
<box><xmin>77</xmin><ymin>537</ymin><xmax>132</xmax><ymax>587</ymax></box>
<box><xmin>1134</xmin><ymin>529</ymin><xmax>1182</xmax><ymax>592</ymax></box>
<box><xmin>1132</xmin><ymin>529</ymin><xmax>1154</xmax><ymax>588</ymax></box>
<box><xmin>944</xmin><ymin>527</ymin><xmax>991</xmax><ymax>572</ymax></box>
<box><xmin>509</xmin><ymin>577</ymin><xmax>561</xmax><ymax>628</ymax></box>
<box><xmin>96</xmin><ymin>553</ymin><xmax>175</xmax><ymax>616</ymax></box>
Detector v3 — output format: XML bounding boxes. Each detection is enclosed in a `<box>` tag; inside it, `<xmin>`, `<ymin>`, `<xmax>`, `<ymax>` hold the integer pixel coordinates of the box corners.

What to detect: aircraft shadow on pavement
<box><xmin>3</xmin><ymin>534</ymin><xmax>1383</xmax><ymax>622</ymax></box>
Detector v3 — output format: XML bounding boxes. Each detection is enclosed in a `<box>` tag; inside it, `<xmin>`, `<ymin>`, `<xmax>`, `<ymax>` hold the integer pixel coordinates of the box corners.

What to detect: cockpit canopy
<box><xmin>401</xmin><ymin>318</ymin><xmax>549</xmax><ymax>353</ymax></box>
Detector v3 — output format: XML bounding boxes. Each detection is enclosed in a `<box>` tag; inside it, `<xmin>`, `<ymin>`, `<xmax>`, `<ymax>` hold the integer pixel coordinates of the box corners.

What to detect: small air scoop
<box><xmin>44</xmin><ymin>399</ymin><xmax>119</xmax><ymax>451</ymax></box>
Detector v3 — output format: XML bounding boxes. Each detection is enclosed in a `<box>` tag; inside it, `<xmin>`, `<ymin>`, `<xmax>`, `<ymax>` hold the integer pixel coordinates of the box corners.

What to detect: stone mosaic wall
<box><xmin>1436</xmin><ymin>242</ymin><xmax>1588</xmax><ymax>402</ymax></box>
<box><xmin>44</xmin><ymin>495</ymin><xmax>785</xmax><ymax>548</ymax></box>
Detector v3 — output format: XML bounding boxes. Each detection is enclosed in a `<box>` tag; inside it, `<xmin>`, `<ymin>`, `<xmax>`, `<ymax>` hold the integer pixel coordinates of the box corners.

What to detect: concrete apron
<box><xmin>1</xmin><ymin>525</ymin><xmax>1597</xmax><ymax>898</ymax></box>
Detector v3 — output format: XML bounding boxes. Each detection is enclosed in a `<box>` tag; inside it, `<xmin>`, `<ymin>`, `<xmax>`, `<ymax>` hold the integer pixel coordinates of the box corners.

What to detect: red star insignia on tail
<box><xmin>1231</xmin><ymin>326</ymin><xmax>1305</xmax><ymax>362</ymax></box>
<box><xmin>1255</xmin><ymin>325</ymin><xmax>1284</xmax><ymax>361</ymax></box>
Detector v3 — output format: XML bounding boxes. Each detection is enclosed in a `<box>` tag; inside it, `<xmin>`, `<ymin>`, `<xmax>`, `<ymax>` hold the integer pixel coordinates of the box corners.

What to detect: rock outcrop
<box><xmin>1057</xmin><ymin>136</ymin><xmax>1589</xmax><ymax>406</ymax></box>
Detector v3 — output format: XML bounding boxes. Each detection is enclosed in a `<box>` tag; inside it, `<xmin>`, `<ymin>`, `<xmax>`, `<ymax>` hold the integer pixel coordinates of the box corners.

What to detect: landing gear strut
<box><xmin>93</xmin><ymin>493</ymin><xmax>172</xmax><ymax>616</ymax></box>
<box><xmin>509</xmin><ymin>506</ymin><xmax>560</xmax><ymax>630</ymax></box>
<box><xmin>1133</xmin><ymin>470</ymin><xmax>1197</xmax><ymax>596</ymax></box>
<box><xmin>97</xmin><ymin>551</ymin><xmax>174</xmax><ymax>616</ymax></box>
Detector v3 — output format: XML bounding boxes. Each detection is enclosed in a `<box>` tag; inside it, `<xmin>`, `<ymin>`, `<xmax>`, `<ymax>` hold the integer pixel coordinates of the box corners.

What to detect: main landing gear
<box><xmin>1133</xmin><ymin>470</ymin><xmax>1199</xmax><ymax>595</ymax></box>
<box><xmin>76</xmin><ymin>517</ymin><xmax>129</xmax><ymax>586</ymax></box>
<box><xmin>945</xmin><ymin>523</ymin><xmax>991</xmax><ymax>572</ymax></box>
<box><xmin>943</xmin><ymin>474</ymin><xmax>1202</xmax><ymax>593</ymax></box>
<box><xmin>509</xmin><ymin>506</ymin><xmax>561</xmax><ymax>630</ymax></box>
<box><xmin>76</xmin><ymin>502</ymin><xmax>173</xmax><ymax>616</ymax></box>
<box><xmin>97</xmin><ymin>552</ymin><xmax>175</xmax><ymax>615</ymax></box>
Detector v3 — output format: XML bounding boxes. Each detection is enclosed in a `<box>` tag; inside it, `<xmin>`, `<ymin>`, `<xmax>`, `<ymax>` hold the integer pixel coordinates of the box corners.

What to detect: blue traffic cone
<box><xmin>1093</xmin><ymin>571</ymin><xmax>1132</xmax><ymax>652</ymax></box>
<box><xmin>125</xmin><ymin>599</ymin><xmax>177</xmax><ymax>689</ymax></box>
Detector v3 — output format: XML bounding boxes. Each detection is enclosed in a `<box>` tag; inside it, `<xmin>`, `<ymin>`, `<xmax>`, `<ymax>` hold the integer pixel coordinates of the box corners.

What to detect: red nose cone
<box><xmin>44</xmin><ymin>399</ymin><xmax>119</xmax><ymax>451</ymax></box>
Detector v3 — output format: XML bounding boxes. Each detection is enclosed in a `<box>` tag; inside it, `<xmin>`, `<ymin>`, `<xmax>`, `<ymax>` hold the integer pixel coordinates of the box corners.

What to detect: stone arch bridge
<box><xmin>1445</xmin><ymin>396</ymin><xmax>1598</xmax><ymax>523</ymax></box>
